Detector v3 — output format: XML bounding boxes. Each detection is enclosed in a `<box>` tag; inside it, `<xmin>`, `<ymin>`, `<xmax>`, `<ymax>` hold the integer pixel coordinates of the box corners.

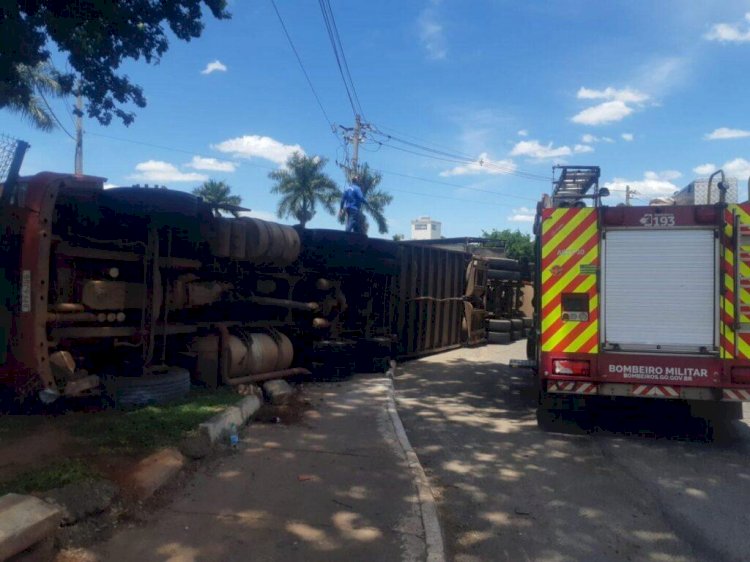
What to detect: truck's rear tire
<box><xmin>511</xmin><ymin>330</ymin><xmax>522</xmax><ymax>341</ymax></box>
<box><xmin>487</xmin><ymin>319</ymin><xmax>511</xmax><ymax>332</ymax></box>
<box><xmin>510</xmin><ymin>318</ymin><xmax>523</xmax><ymax>330</ymax></box>
<box><xmin>104</xmin><ymin>367</ymin><xmax>191</xmax><ymax>409</ymax></box>
<box><xmin>522</xmin><ymin>317</ymin><xmax>533</xmax><ymax>328</ymax></box>
<box><xmin>487</xmin><ymin>269</ymin><xmax>521</xmax><ymax>281</ymax></box>
<box><xmin>488</xmin><ymin>332</ymin><xmax>511</xmax><ymax>344</ymax></box>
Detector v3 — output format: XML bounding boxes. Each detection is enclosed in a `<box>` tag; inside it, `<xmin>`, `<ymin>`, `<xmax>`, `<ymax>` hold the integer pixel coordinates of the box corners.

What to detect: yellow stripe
<box><xmin>543</xmin><ymin>296</ymin><xmax>599</xmax><ymax>352</ymax></box>
<box><xmin>738</xmin><ymin>335</ymin><xmax>750</xmax><ymax>359</ymax></box>
<box><xmin>541</xmin><ymin>221</ymin><xmax>598</xmax><ymax>284</ymax></box>
<box><xmin>564</xmin><ymin>321</ymin><xmax>599</xmax><ymax>353</ymax></box>
<box><xmin>541</xmin><ymin>209</ymin><xmax>592</xmax><ymax>260</ymax></box>
<box><xmin>540</xmin><ymin>275</ymin><xmax>597</xmax><ymax>332</ymax></box>
<box><xmin>541</xmin><ymin>245</ymin><xmax>599</xmax><ymax>308</ymax></box>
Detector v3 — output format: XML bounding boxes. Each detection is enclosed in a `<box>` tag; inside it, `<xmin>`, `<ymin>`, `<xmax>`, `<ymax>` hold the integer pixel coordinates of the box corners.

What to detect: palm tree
<box><xmin>340</xmin><ymin>163</ymin><xmax>394</xmax><ymax>235</ymax></box>
<box><xmin>192</xmin><ymin>179</ymin><xmax>243</xmax><ymax>217</ymax></box>
<box><xmin>269</xmin><ymin>152</ymin><xmax>341</xmax><ymax>228</ymax></box>
<box><xmin>5</xmin><ymin>62</ymin><xmax>66</xmax><ymax>131</ymax></box>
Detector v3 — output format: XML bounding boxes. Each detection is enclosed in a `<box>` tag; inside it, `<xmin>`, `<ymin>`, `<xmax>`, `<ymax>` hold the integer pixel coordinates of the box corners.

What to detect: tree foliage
<box><xmin>192</xmin><ymin>180</ymin><xmax>242</xmax><ymax>217</ymax></box>
<box><xmin>483</xmin><ymin>228</ymin><xmax>535</xmax><ymax>263</ymax></box>
<box><xmin>1</xmin><ymin>1</ymin><xmax>230</xmax><ymax>127</ymax></box>
<box><xmin>269</xmin><ymin>153</ymin><xmax>341</xmax><ymax>228</ymax></box>
<box><xmin>6</xmin><ymin>62</ymin><xmax>64</xmax><ymax>131</ymax></box>
<box><xmin>392</xmin><ymin>233</ymin><xmax>405</xmax><ymax>241</ymax></box>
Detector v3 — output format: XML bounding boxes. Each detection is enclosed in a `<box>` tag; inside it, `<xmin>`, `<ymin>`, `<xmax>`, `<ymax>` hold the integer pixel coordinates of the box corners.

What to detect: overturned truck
<box><xmin>0</xmin><ymin>167</ymin><xmax>485</xmax><ymax>404</ymax></box>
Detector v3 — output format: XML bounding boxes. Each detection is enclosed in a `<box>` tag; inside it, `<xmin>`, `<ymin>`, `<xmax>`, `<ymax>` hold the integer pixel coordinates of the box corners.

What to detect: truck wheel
<box><xmin>488</xmin><ymin>332</ymin><xmax>511</xmax><ymax>344</ymax></box>
<box><xmin>510</xmin><ymin>318</ymin><xmax>523</xmax><ymax>330</ymax></box>
<box><xmin>511</xmin><ymin>330</ymin><xmax>522</xmax><ymax>341</ymax></box>
<box><xmin>485</xmin><ymin>258</ymin><xmax>519</xmax><ymax>271</ymax></box>
<box><xmin>522</xmin><ymin>318</ymin><xmax>533</xmax><ymax>329</ymax></box>
<box><xmin>104</xmin><ymin>367</ymin><xmax>191</xmax><ymax>409</ymax></box>
<box><xmin>487</xmin><ymin>319</ymin><xmax>511</xmax><ymax>332</ymax></box>
<box><xmin>487</xmin><ymin>269</ymin><xmax>521</xmax><ymax>281</ymax></box>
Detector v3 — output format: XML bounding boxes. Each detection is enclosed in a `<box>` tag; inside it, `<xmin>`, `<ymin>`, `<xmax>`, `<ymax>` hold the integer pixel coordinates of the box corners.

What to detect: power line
<box><xmin>87</xmin><ymin>132</ymin><xmax>279</xmax><ymax>172</ymax></box>
<box><xmin>37</xmin><ymin>89</ymin><xmax>75</xmax><ymax>140</ymax></box>
<box><xmin>318</xmin><ymin>0</ymin><xmax>363</xmax><ymax>118</ymax></box>
<box><xmin>270</xmin><ymin>0</ymin><xmax>335</xmax><ymax>132</ymax></box>
<box><xmin>373</xmin><ymin>140</ymin><xmax>549</xmax><ymax>182</ymax></box>
<box><xmin>320</xmin><ymin>0</ymin><xmax>365</xmax><ymax>118</ymax></box>
<box><xmin>377</xmin><ymin>167</ymin><xmax>540</xmax><ymax>202</ymax></box>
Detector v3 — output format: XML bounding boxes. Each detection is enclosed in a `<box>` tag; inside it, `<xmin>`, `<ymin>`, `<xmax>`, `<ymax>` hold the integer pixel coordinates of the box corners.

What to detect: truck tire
<box><xmin>487</xmin><ymin>319</ymin><xmax>511</xmax><ymax>332</ymax></box>
<box><xmin>104</xmin><ymin>367</ymin><xmax>191</xmax><ymax>409</ymax></box>
<box><xmin>511</xmin><ymin>330</ymin><xmax>522</xmax><ymax>341</ymax></box>
<box><xmin>487</xmin><ymin>269</ymin><xmax>521</xmax><ymax>281</ymax></box>
<box><xmin>522</xmin><ymin>317</ymin><xmax>533</xmax><ymax>328</ymax></box>
<box><xmin>488</xmin><ymin>332</ymin><xmax>511</xmax><ymax>344</ymax></box>
<box><xmin>485</xmin><ymin>258</ymin><xmax>519</xmax><ymax>271</ymax></box>
<box><xmin>510</xmin><ymin>319</ymin><xmax>523</xmax><ymax>330</ymax></box>
<box><xmin>523</xmin><ymin>328</ymin><xmax>531</xmax><ymax>337</ymax></box>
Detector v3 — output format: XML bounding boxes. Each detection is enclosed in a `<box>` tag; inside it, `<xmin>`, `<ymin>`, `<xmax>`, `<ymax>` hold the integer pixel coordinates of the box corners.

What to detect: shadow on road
<box><xmin>394</xmin><ymin>344</ymin><xmax>750</xmax><ymax>562</ymax></box>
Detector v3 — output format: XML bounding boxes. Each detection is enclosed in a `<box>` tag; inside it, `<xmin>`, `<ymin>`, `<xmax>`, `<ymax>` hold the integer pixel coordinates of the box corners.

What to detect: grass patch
<box><xmin>0</xmin><ymin>459</ymin><xmax>98</xmax><ymax>495</ymax></box>
<box><xmin>71</xmin><ymin>388</ymin><xmax>240</xmax><ymax>454</ymax></box>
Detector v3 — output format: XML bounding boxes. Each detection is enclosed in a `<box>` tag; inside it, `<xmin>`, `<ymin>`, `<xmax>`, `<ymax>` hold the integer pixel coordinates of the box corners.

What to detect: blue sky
<box><xmin>4</xmin><ymin>0</ymin><xmax>750</xmax><ymax>238</ymax></box>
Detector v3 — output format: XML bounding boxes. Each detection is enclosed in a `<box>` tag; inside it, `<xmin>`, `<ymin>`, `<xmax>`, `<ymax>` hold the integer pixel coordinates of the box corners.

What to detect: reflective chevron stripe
<box><xmin>540</xmin><ymin>208</ymin><xmax>599</xmax><ymax>354</ymax></box>
<box><xmin>722</xmin><ymin>389</ymin><xmax>750</xmax><ymax>401</ymax></box>
<box><xmin>547</xmin><ymin>381</ymin><xmax>598</xmax><ymax>394</ymax></box>
<box><xmin>632</xmin><ymin>385</ymin><xmax>679</xmax><ymax>398</ymax></box>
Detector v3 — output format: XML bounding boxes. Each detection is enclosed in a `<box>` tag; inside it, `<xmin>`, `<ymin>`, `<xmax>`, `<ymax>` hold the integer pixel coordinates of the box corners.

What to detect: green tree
<box><xmin>338</xmin><ymin>164</ymin><xmax>394</xmax><ymax>235</ymax></box>
<box><xmin>2</xmin><ymin>1</ymin><xmax>230</xmax><ymax>127</ymax></box>
<box><xmin>269</xmin><ymin>153</ymin><xmax>341</xmax><ymax>228</ymax></box>
<box><xmin>392</xmin><ymin>233</ymin><xmax>405</xmax><ymax>241</ymax></box>
<box><xmin>482</xmin><ymin>228</ymin><xmax>535</xmax><ymax>263</ymax></box>
<box><xmin>192</xmin><ymin>180</ymin><xmax>242</xmax><ymax>217</ymax></box>
<box><xmin>6</xmin><ymin>62</ymin><xmax>65</xmax><ymax>131</ymax></box>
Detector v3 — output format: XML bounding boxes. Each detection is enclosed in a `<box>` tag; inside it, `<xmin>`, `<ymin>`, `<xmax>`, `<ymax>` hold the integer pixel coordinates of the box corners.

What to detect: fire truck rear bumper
<box><xmin>547</xmin><ymin>381</ymin><xmax>750</xmax><ymax>401</ymax></box>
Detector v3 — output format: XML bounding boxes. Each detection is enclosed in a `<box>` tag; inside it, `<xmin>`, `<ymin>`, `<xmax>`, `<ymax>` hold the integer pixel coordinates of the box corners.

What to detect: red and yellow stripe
<box><xmin>723</xmin><ymin>204</ymin><xmax>750</xmax><ymax>359</ymax></box>
<box><xmin>540</xmin><ymin>208</ymin><xmax>600</xmax><ymax>353</ymax></box>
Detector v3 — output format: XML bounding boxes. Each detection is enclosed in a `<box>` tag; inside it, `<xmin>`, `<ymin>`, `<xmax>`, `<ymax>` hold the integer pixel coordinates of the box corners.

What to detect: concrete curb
<box><xmin>198</xmin><ymin>395</ymin><xmax>262</xmax><ymax>445</ymax></box>
<box><xmin>384</xmin><ymin>379</ymin><xmax>446</xmax><ymax>562</ymax></box>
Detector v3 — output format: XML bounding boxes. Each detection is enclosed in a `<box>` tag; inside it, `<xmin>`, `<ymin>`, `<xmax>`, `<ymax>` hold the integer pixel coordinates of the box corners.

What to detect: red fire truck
<box><xmin>526</xmin><ymin>166</ymin><xmax>750</xmax><ymax>423</ymax></box>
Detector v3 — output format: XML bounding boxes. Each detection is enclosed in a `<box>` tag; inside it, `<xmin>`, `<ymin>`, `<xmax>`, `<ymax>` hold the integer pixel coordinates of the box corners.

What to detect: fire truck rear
<box><xmin>526</xmin><ymin>165</ymin><xmax>750</xmax><ymax>422</ymax></box>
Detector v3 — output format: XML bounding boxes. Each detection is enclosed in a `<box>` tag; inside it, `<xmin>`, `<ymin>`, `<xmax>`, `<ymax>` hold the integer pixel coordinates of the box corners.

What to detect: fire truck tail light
<box><xmin>552</xmin><ymin>359</ymin><xmax>590</xmax><ymax>376</ymax></box>
<box><xmin>731</xmin><ymin>367</ymin><xmax>750</xmax><ymax>385</ymax></box>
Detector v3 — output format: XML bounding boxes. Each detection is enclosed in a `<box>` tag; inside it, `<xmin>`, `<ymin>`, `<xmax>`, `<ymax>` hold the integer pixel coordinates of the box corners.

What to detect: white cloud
<box><xmin>509</xmin><ymin>139</ymin><xmax>593</xmax><ymax>160</ymax></box>
<box><xmin>440</xmin><ymin>152</ymin><xmax>517</xmax><ymax>177</ymax></box>
<box><xmin>517</xmin><ymin>129</ymin><xmax>529</xmax><ymax>137</ymax></box>
<box><xmin>572</xmin><ymin>86</ymin><xmax>650</xmax><ymax>126</ymax></box>
<box><xmin>572</xmin><ymin>100</ymin><xmax>634</xmax><ymax>126</ymax></box>
<box><xmin>186</xmin><ymin>156</ymin><xmax>237</xmax><ymax>172</ymax></box>
<box><xmin>691</xmin><ymin>158</ymin><xmax>750</xmax><ymax>179</ymax></box>
<box><xmin>581</xmin><ymin>134</ymin><xmax>615</xmax><ymax>144</ymax></box>
<box><xmin>103</xmin><ymin>183</ymin><xmax>117</xmax><ymax>189</ymax></box>
<box><xmin>705</xmin><ymin>13</ymin><xmax>750</xmax><ymax>43</ymax></box>
<box><xmin>604</xmin><ymin>170</ymin><xmax>683</xmax><ymax>198</ymax></box>
<box><xmin>213</xmin><ymin>135</ymin><xmax>304</xmax><ymax>165</ymax></box>
<box><xmin>508</xmin><ymin>207</ymin><xmax>535</xmax><ymax>223</ymax></box>
<box><xmin>705</xmin><ymin>127</ymin><xmax>750</xmax><ymax>140</ymax></box>
<box><xmin>417</xmin><ymin>7</ymin><xmax>447</xmax><ymax>60</ymax></box>
<box><xmin>577</xmin><ymin>87</ymin><xmax>649</xmax><ymax>104</ymax></box>
<box><xmin>621</xmin><ymin>133</ymin><xmax>634</xmax><ymax>142</ymax></box>
<box><xmin>693</xmin><ymin>163</ymin><xmax>717</xmax><ymax>175</ymax></box>
<box><xmin>129</xmin><ymin>161</ymin><xmax>208</xmax><ymax>183</ymax></box>
<box><xmin>201</xmin><ymin>60</ymin><xmax>227</xmax><ymax>74</ymax></box>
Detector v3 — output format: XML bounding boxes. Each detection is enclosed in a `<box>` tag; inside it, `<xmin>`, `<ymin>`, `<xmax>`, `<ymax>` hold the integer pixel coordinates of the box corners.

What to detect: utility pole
<box><xmin>74</xmin><ymin>88</ymin><xmax>83</xmax><ymax>175</ymax></box>
<box><xmin>339</xmin><ymin>114</ymin><xmax>363</xmax><ymax>185</ymax></box>
<box><xmin>350</xmin><ymin>114</ymin><xmax>361</xmax><ymax>184</ymax></box>
<box><xmin>625</xmin><ymin>184</ymin><xmax>638</xmax><ymax>206</ymax></box>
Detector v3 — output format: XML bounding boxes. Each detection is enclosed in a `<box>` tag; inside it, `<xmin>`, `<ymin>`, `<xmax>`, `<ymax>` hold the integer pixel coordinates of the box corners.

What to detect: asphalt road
<box><xmin>394</xmin><ymin>341</ymin><xmax>750</xmax><ymax>562</ymax></box>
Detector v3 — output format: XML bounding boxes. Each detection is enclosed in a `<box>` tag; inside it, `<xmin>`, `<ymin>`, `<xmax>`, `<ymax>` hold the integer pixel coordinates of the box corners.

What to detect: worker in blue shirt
<box><xmin>339</xmin><ymin>182</ymin><xmax>365</xmax><ymax>234</ymax></box>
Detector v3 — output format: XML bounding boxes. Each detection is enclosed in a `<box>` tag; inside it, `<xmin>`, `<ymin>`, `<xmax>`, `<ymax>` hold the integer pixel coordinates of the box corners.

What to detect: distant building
<box><xmin>411</xmin><ymin>216</ymin><xmax>442</xmax><ymax>240</ymax></box>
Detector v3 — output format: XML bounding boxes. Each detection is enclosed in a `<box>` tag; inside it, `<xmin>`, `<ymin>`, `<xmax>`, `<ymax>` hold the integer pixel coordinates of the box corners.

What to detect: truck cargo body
<box><xmin>536</xmin><ymin>203</ymin><xmax>750</xmax><ymax>405</ymax></box>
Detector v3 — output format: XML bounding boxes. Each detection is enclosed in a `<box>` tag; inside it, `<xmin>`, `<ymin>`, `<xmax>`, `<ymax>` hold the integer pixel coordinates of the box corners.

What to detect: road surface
<box><xmin>394</xmin><ymin>341</ymin><xmax>750</xmax><ymax>562</ymax></box>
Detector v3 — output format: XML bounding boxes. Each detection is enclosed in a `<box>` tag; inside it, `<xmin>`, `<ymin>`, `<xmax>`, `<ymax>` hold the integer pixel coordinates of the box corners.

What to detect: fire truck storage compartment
<box><xmin>603</xmin><ymin>228</ymin><xmax>717</xmax><ymax>352</ymax></box>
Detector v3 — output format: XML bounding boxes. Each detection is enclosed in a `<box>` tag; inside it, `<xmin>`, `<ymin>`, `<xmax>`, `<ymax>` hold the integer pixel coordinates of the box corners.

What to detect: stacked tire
<box><xmin>487</xmin><ymin>257</ymin><xmax>521</xmax><ymax>282</ymax></box>
<box><xmin>487</xmin><ymin>319</ymin><xmax>511</xmax><ymax>344</ymax></box>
